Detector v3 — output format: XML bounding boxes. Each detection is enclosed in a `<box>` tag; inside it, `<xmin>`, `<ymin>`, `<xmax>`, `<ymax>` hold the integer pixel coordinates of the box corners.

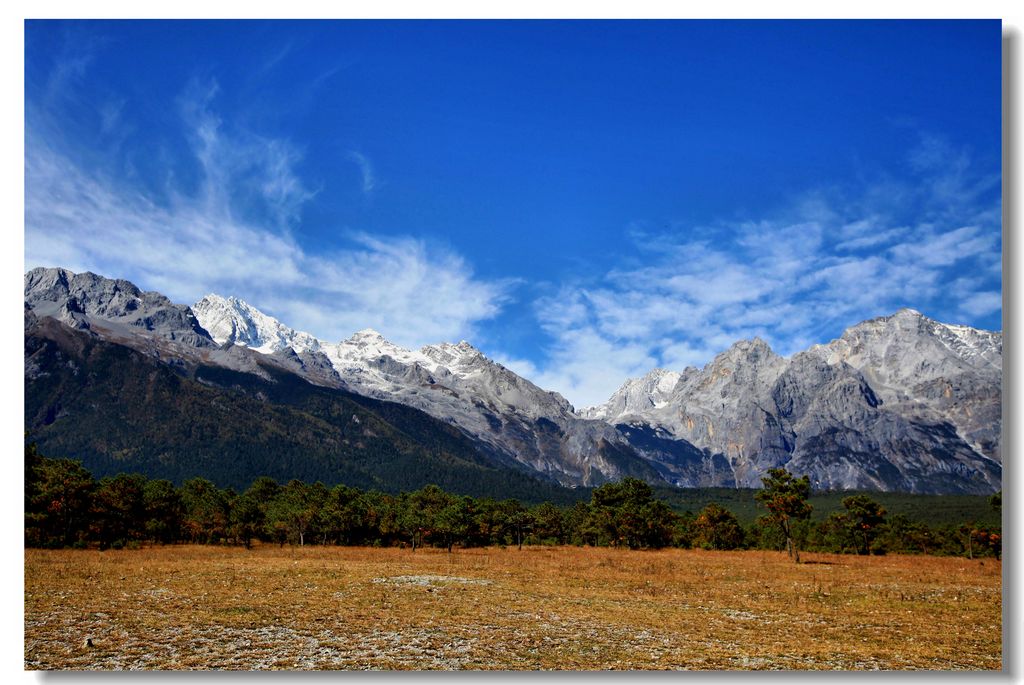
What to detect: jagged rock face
<box><xmin>317</xmin><ymin>334</ymin><xmax>655</xmax><ymax>486</ymax></box>
<box><xmin>192</xmin><ymin>297</ymin><xmax>655</xmax><ymax>486</ymax></box>
<box><xmin>582</xmin><ymin>368</ymin><xmax>683</xmax><ymax>421</ymax></box>
<box><xmin>808</xmin><ymin>308</ymin><xmax>1002</xmax><ymax>462</ymax></box>
<box><xmin>586</xmin><ymin>339</ymin><xmax>790</xmax><ymax>475</ymax></box>
<box><xmin>587</xmin><ymin>314</ymin><xmax>1002</xmax><ymax>494</ymax></box>
<box><xmin>268</xmin><ymin>347</ymin><xmax>342</xmax><ymax>388</ymax></box>
<box><xmin>25</xmin><ymin>267</ymin><xmax>214</xmax><ymax>348</ymax></box>
<box><xmin>614</xmin><ymin>421</ymin><xmax>736</xmax><ymax>488</ymax></box>
<box><xmin>193</xmin><ymin>294</ymin><xmax>322</xmax><ymax>354</ymax></box>
<box><xmin>25</xmin><ymin>267</ymin><xmax>1002</xmax><ymax>494</ymax></box>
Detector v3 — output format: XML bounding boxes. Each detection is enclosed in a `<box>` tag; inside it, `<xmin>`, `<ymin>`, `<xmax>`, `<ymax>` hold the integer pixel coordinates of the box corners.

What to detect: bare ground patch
<box><xmin>25</xmin><ymin>545</ymin><xmax>1001</xmax><ymax>670</ymax></box>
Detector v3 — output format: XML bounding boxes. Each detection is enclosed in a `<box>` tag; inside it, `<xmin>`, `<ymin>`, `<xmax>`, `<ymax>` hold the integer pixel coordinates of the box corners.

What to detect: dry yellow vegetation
<box><xmin>25</xmin><ymin>545</ymin><xmax>1001</xmax><ymax>670</ymax></box>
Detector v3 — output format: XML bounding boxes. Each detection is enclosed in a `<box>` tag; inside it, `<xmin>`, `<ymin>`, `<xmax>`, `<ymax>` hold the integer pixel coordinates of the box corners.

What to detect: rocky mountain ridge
<box><xmin>584</xmin><ymin>309</ymin><xmax>1001</xmax><ymax>492</ymax></box>
<box><xmin>24</xmin><ymin>267</ymin><xmax>1002</xmax><ymax>494</ymax></box>
<box><xmin>190</xmin><ymin>292</ymin><xmax>663</xmax><ymax>486</ymax></box>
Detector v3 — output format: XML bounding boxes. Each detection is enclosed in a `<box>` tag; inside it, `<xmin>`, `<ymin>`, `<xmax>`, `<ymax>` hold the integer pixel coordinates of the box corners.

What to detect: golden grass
<box><xmin>25</xmin><ymin>545</ymin><xmax>1001</xmax><ymax>670</ymax></box>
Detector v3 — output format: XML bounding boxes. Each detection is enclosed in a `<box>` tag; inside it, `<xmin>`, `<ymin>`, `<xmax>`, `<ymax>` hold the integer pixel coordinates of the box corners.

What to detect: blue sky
<box><xmin>24</xmin><ymin>20</ymin><xmax>1002</xmax><ymax>407</ymax></box>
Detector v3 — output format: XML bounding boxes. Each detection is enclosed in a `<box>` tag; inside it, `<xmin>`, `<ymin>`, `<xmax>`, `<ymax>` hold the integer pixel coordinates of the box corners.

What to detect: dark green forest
<box><xmin>25</xmin><ymin>442</ymin><xmax>1001</xmax><ymax>559</ymax></box>
<box><xmin>652</xmin><ymin>485</ymin><xmax>1002</xmax><ymax>528</ymax></box>
<box><xmin>25</xmin><ymin>318</ymin><xmax>576</xmax><ymax>505</ymax></box>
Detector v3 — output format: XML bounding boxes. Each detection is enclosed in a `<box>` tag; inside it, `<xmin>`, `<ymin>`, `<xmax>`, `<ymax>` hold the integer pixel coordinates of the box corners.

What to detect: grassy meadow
<box><xmin>24</xmin><ymin>544</ymin><xmax>1001</xmax><ymax>670</ymax></box>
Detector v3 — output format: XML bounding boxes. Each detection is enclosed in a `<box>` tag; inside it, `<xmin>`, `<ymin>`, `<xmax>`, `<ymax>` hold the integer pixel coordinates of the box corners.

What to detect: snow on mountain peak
<box><xmin>580</xmin><ymin>367</ymin><xmax>683</xmax><ymax>421</ymax></box>
<box><xmin>348</xmin><ymin>328</ymin><xmax>386</xmax><ymax>342</ymax></box>
<box><xmin>192</xmin><ymin>295</ymin><xmax>496</xmax><ymax>388</ymax></box>
<box><xmin>192</xmin><ymin>294</ymin><xmax>321</xmax><ymax>354</ymax></box>
<box><xmin>421</xmin><ymin>339</ymin><xmax>481</xmax><ymax>364</ymax></box>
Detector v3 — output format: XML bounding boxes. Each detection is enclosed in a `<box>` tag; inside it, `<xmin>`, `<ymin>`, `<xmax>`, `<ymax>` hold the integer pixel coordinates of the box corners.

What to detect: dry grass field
<box><xmin>24</xmin><ymin>545</ymin><xmax>1001</xmax><ymax>670</ymax></box>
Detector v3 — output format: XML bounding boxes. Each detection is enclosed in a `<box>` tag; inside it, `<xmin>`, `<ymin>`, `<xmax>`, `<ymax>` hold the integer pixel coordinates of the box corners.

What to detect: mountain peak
<box><xmin>443</xmin><ymin>340</ymin><xmax>480</xmax><ymax>355</ymax></box>
<box><xmin>717</xmin><ymin>336</ymin><xmax>778</xmax><ymax>365</ymax></box>
<box><xmin>197</xmin><ymin>293</ymin><xmax>242</xmax><ymax>307</ymax></box>
<box><xmin>418</xmin><ymin>339</ymin><xmax>485</xmax><ymax>371</ymax></box>
<box><xmin>579</xmin><ymin>367</ymin><xmax>683</xmax><ymax>421</ymax></box>
<box><xmin>893</xmin><ymin>306</ymin><xmax>923</xmax><ymax>318</ymax></box>
<box><xmin>192</xmin><ymin>294</ymin><xmax>320</xmax><ymax>354</ymax></box>
<box><xmin>748</xmin><ymin>335</ymin><xmax>772</xmax><ymax>349</ymax></box>
<box><xmin>25</xmin><ymin>267</ymin><xmax>214</xmax><ymax>348</ymax></box>
<box><xmin>348</xmin><ymin>328</ymin><xmax>387</xmax><ymax>343</ymax></box>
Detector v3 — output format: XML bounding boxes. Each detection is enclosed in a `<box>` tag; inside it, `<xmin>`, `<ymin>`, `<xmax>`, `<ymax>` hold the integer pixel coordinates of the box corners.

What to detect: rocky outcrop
<box><xmin>586</xmin><ymin>312</ymin><xmax>1002</xmax><ymax>494</ymax></box>
<box><xmin>25</xmin><ymin>267</ymin><xmax>215</xmax><ymax>348</ymax></box>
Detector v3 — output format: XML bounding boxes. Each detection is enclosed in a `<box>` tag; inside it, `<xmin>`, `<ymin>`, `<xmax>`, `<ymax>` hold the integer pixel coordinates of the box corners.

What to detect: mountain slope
<box><xmin>25</xmin><ymin>267</ymin><xmax>214</xmax><ymax>348</ymax></box>
<box><xmin>807</xmin><ymin>308</ymin><xmax>1002</xmax><ymax>462</ymax></box>
<box><xmin>24</xmin><ymin>267</ymin><xmax>1002</xmax><ymax>495</ymax></box>
<box><xmin>584</xmin><ymin>315</ymin><xmax>1002</xmax><ymax>494</ymax></box>
<box><xmin>192</xmin><ymin>294</ymin><xmax>664</xmax><ymax>486</ymax></box>
<box><xmin>24</xmin><ymin>311</ymin><xmax>578</xmax><ymax>503</ymax></box>
<box><xmin>193</xmin><ymin>294</ymin><xmax>322</xmax><ymax>354</ymax></box>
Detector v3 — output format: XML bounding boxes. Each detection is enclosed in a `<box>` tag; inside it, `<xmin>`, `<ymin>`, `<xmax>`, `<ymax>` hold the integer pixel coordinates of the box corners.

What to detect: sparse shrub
<box><xmin>692</xmin><ymin>504</ymin><xmax>744</xmax><ymax>550</ymax></box>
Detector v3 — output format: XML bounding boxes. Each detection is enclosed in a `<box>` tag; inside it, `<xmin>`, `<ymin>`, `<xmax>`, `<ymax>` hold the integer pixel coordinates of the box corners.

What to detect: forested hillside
<box><xmin>25</xmin><ymin>317</ymin><xmax>574</xmax><ymax>504</ymax></box>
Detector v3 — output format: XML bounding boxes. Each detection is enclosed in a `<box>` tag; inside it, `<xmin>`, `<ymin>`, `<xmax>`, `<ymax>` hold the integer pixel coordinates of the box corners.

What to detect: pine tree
<box><xmin>755</xmin><ymin>468</ymin><xmax>812</xmax><ymax>562</ymax></box>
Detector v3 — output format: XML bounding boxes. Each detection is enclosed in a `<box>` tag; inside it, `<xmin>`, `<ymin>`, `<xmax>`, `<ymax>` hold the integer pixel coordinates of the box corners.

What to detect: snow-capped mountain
<box><xmin>191</xmin><ymin>294</ymin><xmax>651</xmax><ymax>486</ymax></box>
<box><xmin>584</xmin><ymin>309</ymin><xmax>1002</xmax><ymax>493</ymax></box>
<box><xmin>192</xmin><ymin>294</ymin><xmax>322</xmax><ymax>354</ymax></box>
<box><xmin>582</xmin><ymin>368</ymin><xmax>683</xmax><ymax>422</ymax></box>
<box><xmin>24</xmin><ymin>267</ymin><xmax>1003</xmax><ymax>494</ymax></box>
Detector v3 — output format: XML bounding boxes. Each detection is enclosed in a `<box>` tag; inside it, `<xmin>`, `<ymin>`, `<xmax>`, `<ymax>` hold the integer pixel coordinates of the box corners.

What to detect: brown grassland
<box><xmin>25</xmin><ymin>544</ymin><xmax>1001</xmax><ymax>670</ymax></box>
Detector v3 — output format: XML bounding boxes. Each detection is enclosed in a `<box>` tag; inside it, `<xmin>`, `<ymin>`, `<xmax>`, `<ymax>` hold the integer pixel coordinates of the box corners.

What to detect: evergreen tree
<box><xmin>530</xmin><ymin>501</ymin><xmax>566</xmax><ymax>545</ymax></box>
<box><xmin>142</xmin><ymin>479</ymin><xmax>184</xmax><ymax>544</ymax></box>
<box><xmin>268</xmin><ymin>480</ymin><xmax>328</xmax><ymax>546</ymax></box>
<box><xmin>181</xmin><ymin>478</ymin><xmax>231</xmax><ymax>544</ymax></box>
<box><xmin>91</xmin><ymin>473</ymin><xmax>148</xmax><ymax>548</ymax></box>
<box><xmin>26</xmin><ymin>456</ymin><xmax>96</xmax><ymax>548</ymax></box>
<box><xmin>403</xmin><ymin>485</ymin><xmax>452</xmax><ymax>550</ymax></box>
<box><xmin>692</xmin><ymin>503</ymin><xmax>744</xmax><ymax>550</ymax></box>
<box><xmin>585</xmin><ymin>478</ymin><xmax>677</xmax><ymax>549</ymax></box>
<box><xmin>841</xmin><ymin>494</ymin><xmax>887</xmax><ymax>555</ymax></box>
<box><xmin>497</xmin><ymin>499</ymin><xmax>532</xmax><ymax>550</ymax></box>
<box><xmin>755</xmin><ymin>468</ymin><xmax>812</xmax><ymax>562</ymax></box>
<box><xmin>435</xmin><ymin>496</ymin><xmax>475</xmax><ymax>552</ymax></box>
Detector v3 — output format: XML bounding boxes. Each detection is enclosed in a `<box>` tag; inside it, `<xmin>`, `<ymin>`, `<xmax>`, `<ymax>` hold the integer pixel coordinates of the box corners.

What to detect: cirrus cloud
<box><xmin>25</xmin><ymin>77</ymin><xmax>509</xmax><ymax>349</ymax></box>
<box><xmin>520</xmin><ymin>134</ymin><xmax>1001</xmax><ymax>408</ymax></box>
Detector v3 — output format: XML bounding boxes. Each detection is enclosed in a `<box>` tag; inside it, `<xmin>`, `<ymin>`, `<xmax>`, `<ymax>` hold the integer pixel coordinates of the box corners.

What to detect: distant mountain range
<box><xmin>24</xmin><ymin>267</ymin><xmax>1002</xmax><ymax>495</ymax></box>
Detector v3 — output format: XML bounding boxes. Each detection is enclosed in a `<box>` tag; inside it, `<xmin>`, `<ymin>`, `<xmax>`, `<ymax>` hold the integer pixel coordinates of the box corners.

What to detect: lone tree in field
<box><xmin>755</xmin><ymin>467</ymin><xmax>812</xmax><ymax>563</ymax></box>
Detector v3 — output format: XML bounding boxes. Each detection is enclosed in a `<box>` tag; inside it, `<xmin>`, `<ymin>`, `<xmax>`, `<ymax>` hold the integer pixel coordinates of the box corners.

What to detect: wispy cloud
<box><xmin>257</xmin><ymin>40</ymin><xmax>294</xmax><ymax>76</ymax></box>
<box><xmin>346</xmin><ymin>150</ymin><xmax>377</xmax><ymax>195</ymax></box>
<box><xmin>519</xmin><ymin>134</ymin><xmax>1002</xmax><ymax>408</ymax></box>
<box><xmin>25</xmin><ymin>78</ymin><xmax>507</xmax><ymax>348</ymax></box>
<box><xmin>24</xmin><ymin>36</ymin><xmax>1001</xmax><ymax>412</ymax></box>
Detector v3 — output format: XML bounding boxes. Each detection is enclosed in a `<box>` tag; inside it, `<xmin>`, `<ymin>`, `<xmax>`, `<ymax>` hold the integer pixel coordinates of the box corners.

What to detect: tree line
<box><xmin>25</xmin><ymin>444</ymin><xmax>1001</xmax><ymax>559</ymax></box>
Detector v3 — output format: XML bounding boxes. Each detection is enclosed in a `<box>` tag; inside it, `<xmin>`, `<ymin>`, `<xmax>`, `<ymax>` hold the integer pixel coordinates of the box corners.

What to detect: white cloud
<box><xmin>523</xmin><ymin>134</ymin><xmax>1002</xmax><ymax>408</ymax></box>
<box><xmin>23</xmin><ymin>52</ymin><xmax>1001</xmax><ymax>412</ymax></box>
<box><xmin>959</xmin><ymin>291</ymin><xmax>1002</xmax><ymax>318</ymax></box>
<box><xmin>887</xmin><ymin>225</ymin><xmax>996</xmax><ymax>268</ymax></box>
<box><xmin>25</xmin><ymin>83</ymin><xmax>507</xmax><ymax>349</ymax></box>
<box><xmin>521</xmin><ymin>327</ymin><xmax>659</xmax><ymax>412</ymax></box>
<box><xmin>835</xmin><ymin>226</ymin><xmax>909</xmax><ymax>251</ymax></box>
<box><xmin>346</xmin><ymin>151</ymin><xmax>377</xmax><ymax>195</ymax></box>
